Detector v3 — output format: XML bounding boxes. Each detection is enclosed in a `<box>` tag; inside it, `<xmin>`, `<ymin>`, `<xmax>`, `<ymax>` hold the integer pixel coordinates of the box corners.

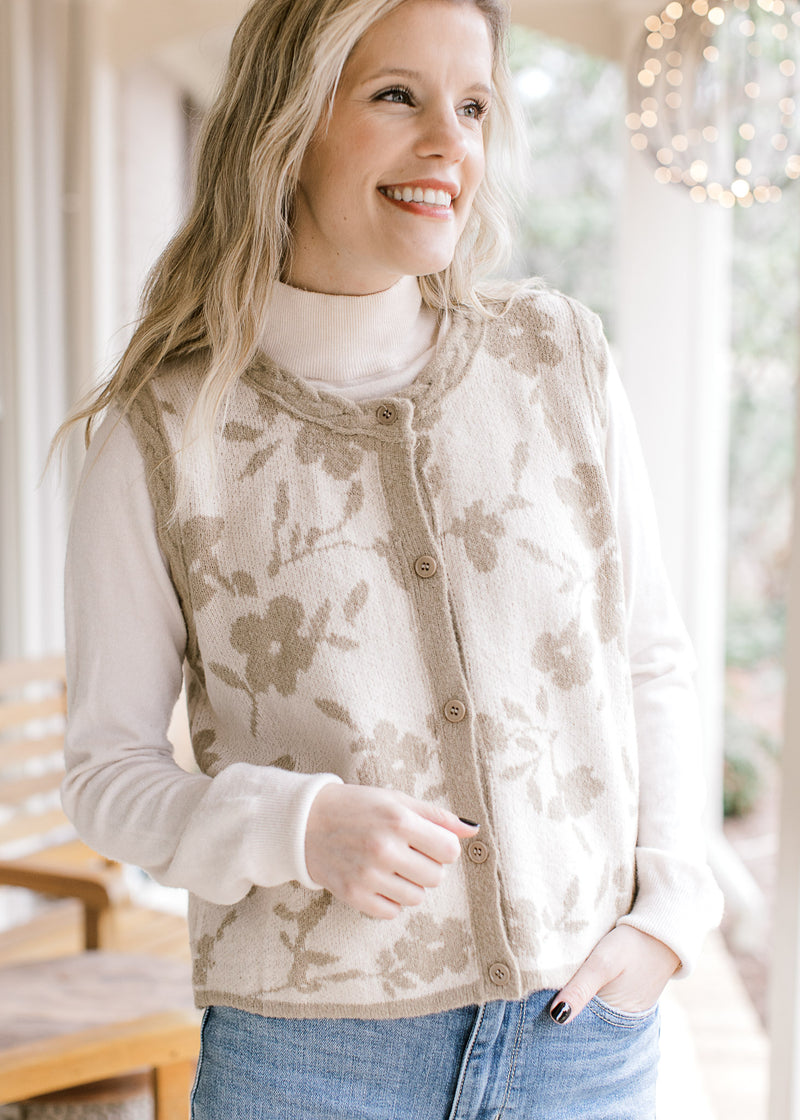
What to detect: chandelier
<box><xmin>627</xmin><ymin>0</ymin><xmax>800</xmax><ymax>206</ymax></box>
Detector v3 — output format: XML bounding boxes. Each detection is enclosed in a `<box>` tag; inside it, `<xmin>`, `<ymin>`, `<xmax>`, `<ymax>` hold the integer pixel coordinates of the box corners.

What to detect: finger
<box><xmin>402</xmin><ymin>815</ymin><xmax>463</xmax><ymax>865</ymax></box>
<box><xmin>402</xmin><ymin>793</ymin><xmax>481</xmax><ymax>840</ymax></box>
<box><xmin>393</xmin><ymin>848</ymin><xmax>445</xmax><ymax>890</ymax></box>
<box><xmin>398</xmin><ymin>805</ymin><xmax>480</xmax><ymax>866</ymax></box>
<box><xmin>549</xmin><ymin>948</ymin><xmax>621</xmax><ymax>1025</ymax></box>
<box><xmin>367</xmin><ymin>895</ymin><xmax>403</xmax><ymax>920</ymax></box>
<box><xmin>375</xmin><ymin>873</ymin><xmax>427</xmax><ymax>909</ymax></box>
<box><xmin>345</xmin><ymin>886</ymin><xmax>402</xmax><ymax>921</ymax></box>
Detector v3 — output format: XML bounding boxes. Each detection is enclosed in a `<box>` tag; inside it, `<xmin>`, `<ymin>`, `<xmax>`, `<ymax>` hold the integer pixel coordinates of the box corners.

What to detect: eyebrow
<box><xmin>362</xmin><ymin>68</ymin><xmax>492</xmax><ymax>96</ymax></box>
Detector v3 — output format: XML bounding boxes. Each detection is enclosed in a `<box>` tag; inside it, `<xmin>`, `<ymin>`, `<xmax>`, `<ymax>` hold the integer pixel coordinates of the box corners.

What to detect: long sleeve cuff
<box><xmin>615</xmin><ymin>846</ymin><xmax>724</xmax><ymax>976</ymax></box>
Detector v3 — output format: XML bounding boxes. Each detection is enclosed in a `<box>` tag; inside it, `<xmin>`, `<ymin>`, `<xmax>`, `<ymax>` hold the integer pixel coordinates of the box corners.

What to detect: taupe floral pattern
<box><xmin>594</xmin><ymin>551</ymin><xmax>626</xmax><ymax>648</ymax></box>
<box><xmin>193</xmin><ymin>907</ymin><xmax>240</xmax><ymax>988</ymax></box>
<box><xmin>376</xmin><ymin>914</ymin><xmax>472</xmax><ymax>997</ymax></box>
<box><xmin>478</xmin><ymin>707</ymin><xmax>548</xmax><ymax>814</ymax></box>
<box><xmin>546</xmin><ymin>764</ymin><xmax>605</xmax><ymax>821</ymax></box>
<box><xmin>483</xmin><ymin>297</ymin><xmax>564</xmax><ymax>375</ymax></box>
<box><xmin>222</xmin><ymin>417</ymin><xmax>281</xmax><ymax>481</ymax></box>
<box><xmin>209</xmin><ymin>595</ymin><xmax>359</xmax><ymax>735</ymax></box>
<box><xmin>531</xmin><ymin>618</ymin><xmax>592</xmax><ymax>690</ymax></box>
<box><xmin>555</xmin><ymin>463</ymin><xmax>626</xmax><ymax>648</ymax></box>
<box><xmin>265</xmin><ymin>477</ymin><xmax>366</xmax><ymax>579</ymax></box>
<box><xmin>233</xmin><ymin>597</ymin><xmax>324</xmax><ymax>695</ymax></box>
<box><xmin>350</xmin><ymin>720</ymin><xmax>445</xmax><ymax>800</ymax></box>
<box><xmin>450</xmin><ymin>500</ymin><xmax>506</xmax><ymax>573</ymax></box>
<box><xmin>295</xmin><ymin>421</ymin><xmax>365</xmax><ymax>481</ymax></box>
<box><xmin>269</xmin><ymin>891</ymin><xmax>361</xmax><ymax>995</ymax></box>
<box><xmin>447</xmin><ymin>441</ymin><xmax>532</xmax><ymax>574</ymax></box>
<box><xmin>555</xmin><ymin>464</ymin><xmax>614</xmax><ymax>550</ymax></box>
<box><xmin>182</xmin><ymin>516</ymin><xmax>258</xmax><ymax>610</ymax></box>
<box><xmin>542</xmin><ymin>876</ymin><xmax>588</xmax><ymax>937</ymax></box>
<box><xmin>193</xmin><ymin>728</ymin><xmax>221</xmax><ymax>776</ymax></box>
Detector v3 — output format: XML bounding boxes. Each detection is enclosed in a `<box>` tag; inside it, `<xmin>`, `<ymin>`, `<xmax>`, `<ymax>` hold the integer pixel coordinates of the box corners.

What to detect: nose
<box><xmin>415</xmin><ymin>104</ymin><xmax>469</xmax><ymax>163</ymax></box>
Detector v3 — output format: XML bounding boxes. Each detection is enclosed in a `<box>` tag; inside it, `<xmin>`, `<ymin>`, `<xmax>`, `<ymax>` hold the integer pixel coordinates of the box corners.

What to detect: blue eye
<box><xmin>461</xmin><ymin>99</ymin><xmax>489</xmax><ymax>121</ymax></box>
<box><xmin>375</xmin><ymin>86</ymin><xmax>415</xmax><ymax>105</ymax></box>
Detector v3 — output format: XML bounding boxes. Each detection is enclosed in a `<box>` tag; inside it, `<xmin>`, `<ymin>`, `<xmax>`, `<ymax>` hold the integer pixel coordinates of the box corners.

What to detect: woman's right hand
<box><xmin>304</xmin><ymin>783</ymin><xmax>478</xmax><ymax>919</ymax></box>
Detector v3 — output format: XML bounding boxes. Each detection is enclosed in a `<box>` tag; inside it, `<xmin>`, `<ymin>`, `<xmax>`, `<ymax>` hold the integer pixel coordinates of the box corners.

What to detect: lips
<box><xmin>378</xmin><ymin>179</ymin><xmax>459</xmax><ymax>211</ymax></box>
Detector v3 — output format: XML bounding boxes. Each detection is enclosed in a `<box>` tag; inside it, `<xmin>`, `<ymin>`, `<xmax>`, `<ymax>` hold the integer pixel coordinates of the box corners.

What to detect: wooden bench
<box><xmin>0</xmin><ymin>656</ymin><xmax>189</xmax><ymax>962</ymax></box>
<box><xmin>0</xmin><ymin>658</ymin><xmax>200</xmax><ymax>1114</ymax></box>
<box><xmin>0</xmin><ymin>952</ymin><xmax>200</xmax><ymax>1117</ymax></box>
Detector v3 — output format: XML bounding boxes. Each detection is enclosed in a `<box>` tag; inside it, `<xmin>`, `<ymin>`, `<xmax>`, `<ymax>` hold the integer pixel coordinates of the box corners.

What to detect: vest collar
<box><xmin>244</xmin><ymin>305</ymin><xmax>485</xmax><ymax>436</ymax></box>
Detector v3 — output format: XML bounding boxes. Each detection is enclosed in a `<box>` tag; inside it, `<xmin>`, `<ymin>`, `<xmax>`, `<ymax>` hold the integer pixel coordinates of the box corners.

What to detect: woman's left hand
<box><xmin>548</xmin><ymin>926</ymin><xmax>681</xmax><ymax>1024</ymax></box>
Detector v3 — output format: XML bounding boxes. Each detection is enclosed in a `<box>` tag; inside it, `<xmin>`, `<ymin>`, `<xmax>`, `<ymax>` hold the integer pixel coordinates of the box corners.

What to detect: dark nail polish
<box><xmin>550</xmin><ymin>1001</ymin><xmax>571</xmax><ymax>1024</ymax></box>
<box><xmin>459</xmin><ymin>817</ymin><xmax>479</xmax><ymax>827</ymax></box>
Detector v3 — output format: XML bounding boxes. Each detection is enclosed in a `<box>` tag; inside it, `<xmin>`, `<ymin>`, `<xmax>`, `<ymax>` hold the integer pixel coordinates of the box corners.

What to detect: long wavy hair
<box><xmin>55</xmin><ymin>0</ymin><xmax>526</xmax><ymax>458</ymax></box>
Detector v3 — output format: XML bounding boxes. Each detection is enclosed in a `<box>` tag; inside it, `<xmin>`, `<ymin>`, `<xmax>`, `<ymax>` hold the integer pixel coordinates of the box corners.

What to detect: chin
<box><xmin>399</xmin><ymin>249</ymin><xmax>458</xmax><ymax>278</ymax></box>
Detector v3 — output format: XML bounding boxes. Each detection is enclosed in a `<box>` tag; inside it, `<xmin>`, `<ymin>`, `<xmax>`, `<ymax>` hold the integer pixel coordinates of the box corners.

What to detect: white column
<box><xmin>616</xmin><ymin>11</ymin><xmax>764</xmax><ymax>935</ymax></box>
<box><xmin>618</xmin><ymin>134</ymin><xmax>732</xmax><ymax>812</ymax></box>
<box><xmin>117</xmin><ymin>61</ymin><xmax>191</xmax><ymax>338</ymax></box>
<box><xmin>769</xmin><ymin>406</ymin><xmax>800</xmax><ymax>1117</ymax></box>
<box><xmin>0</xmin><ymin>0</ymin><xmax>115</xmax><ymax>660</ymax></box>
<box><xmin>0</xmin><ymin>0</ymin><xmax>30</xmax><ymax>658</ymax></box>
<box><xmin>0</xmin><ymin>0</ymin><xmax>66</xmax><ymax>659</ymax></box>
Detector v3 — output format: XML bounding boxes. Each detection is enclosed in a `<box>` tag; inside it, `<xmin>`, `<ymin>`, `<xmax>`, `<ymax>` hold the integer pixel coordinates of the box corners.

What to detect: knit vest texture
<box><xmin>128</xmin><ymin>285</ymin><xmax>638</xmax><ymax>1019</ymax></box>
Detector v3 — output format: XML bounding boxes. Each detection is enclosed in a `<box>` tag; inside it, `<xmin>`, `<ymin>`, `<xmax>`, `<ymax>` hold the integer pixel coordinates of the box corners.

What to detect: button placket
<box><xmin>373</xmin><ymin>434</ymin><xmax>519</xmax><ymax>1005</ymax></box>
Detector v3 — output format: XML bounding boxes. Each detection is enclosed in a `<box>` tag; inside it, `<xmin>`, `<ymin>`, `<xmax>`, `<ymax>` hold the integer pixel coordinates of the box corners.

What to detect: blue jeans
<box><xmin>190</xmin><ymin>990</ymin><xmax>660</xmax><ymax>1119</ymax></box>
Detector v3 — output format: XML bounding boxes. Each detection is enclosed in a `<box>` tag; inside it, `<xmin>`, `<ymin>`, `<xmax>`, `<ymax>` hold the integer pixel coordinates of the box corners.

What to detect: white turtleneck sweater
<box><xmin>264</xmin><ymin>274</ymin><xmax>440</xmax><ymax>398</ymax></box>
<box><xmin>63</xmin><ymin>276</ymin><xmax>719</xmax><ymax>976</ymax></box>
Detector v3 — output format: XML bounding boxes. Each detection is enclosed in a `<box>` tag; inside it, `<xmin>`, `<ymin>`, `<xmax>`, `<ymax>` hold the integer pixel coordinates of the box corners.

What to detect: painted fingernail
<box><xmin>459</xmin><ymin>817</ymin><xmax>479</xmax><ymax>827</ymax></box>
<box><xmin>550</xmin><ymin>1001</ymin><xmax>571</xmax><ymax>1024</ymax></box>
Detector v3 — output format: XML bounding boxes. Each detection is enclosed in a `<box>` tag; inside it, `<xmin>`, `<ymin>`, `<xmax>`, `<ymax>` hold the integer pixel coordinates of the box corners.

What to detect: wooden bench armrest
<box><xmin>0</xmin><ymin>1010</ymin><xmax>201</xmax><ymax>1103</ymax></box>
<box><xmin>0</xmin><ymin>843</ymin><xmax>131</xmax><ymax>949</ymax></box>
<box><xmin>0</xmin><ymin>858</ymin><xmax>128</xmax><ymax>909</ymax></box>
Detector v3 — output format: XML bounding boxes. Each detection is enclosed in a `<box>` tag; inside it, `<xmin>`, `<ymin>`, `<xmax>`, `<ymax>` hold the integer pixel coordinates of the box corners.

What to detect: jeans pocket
<box><xmin>587</xmin><ymin>996</ymin><xmax>659</xmax><ymax>1028</ymax></box>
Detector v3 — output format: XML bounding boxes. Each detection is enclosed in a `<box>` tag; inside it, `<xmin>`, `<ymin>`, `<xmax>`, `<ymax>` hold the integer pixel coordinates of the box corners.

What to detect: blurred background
<box><xmin>2</xmin><ymin>0</ymin><xmax>800</xmax><ymax>1115</ymax></box>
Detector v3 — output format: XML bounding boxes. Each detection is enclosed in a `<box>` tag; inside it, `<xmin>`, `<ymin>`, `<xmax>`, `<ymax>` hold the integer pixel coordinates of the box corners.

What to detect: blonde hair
<box><xmin>55</xmin><ymin>0</ymin><xmax>526</xmax><ymax>457</ymax></box>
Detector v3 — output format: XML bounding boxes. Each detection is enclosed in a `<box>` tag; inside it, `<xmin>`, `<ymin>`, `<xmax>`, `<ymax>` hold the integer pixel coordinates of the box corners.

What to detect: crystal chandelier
<box><xmin>627</xmin><ymin>0</ymin><xmax>800</xmax><ymax>206</ymax></box>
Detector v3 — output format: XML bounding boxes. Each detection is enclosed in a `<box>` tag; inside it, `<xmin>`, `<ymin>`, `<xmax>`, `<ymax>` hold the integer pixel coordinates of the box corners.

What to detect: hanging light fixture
<box><xmin>627</xmin><ymin>0</ymin><xmax>800</xmax><ymax>206</ymax></box>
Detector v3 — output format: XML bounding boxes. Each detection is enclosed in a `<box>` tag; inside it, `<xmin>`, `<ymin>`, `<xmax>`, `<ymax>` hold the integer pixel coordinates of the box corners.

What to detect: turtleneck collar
<box><xmin>259</xmin><ymin>275</ymin><xmax>438</xmax><ymax>385</ymax></box>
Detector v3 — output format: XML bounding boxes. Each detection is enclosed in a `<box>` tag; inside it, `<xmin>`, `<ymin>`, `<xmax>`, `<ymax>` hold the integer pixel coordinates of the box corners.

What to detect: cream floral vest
<box><xmin>128</xmin><ymin>286</ymin><xmax>638</xmax><ymax>1019</ymax></box>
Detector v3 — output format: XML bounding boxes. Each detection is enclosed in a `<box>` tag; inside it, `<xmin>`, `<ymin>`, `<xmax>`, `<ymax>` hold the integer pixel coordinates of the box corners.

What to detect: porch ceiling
<box><xmin>106</xmin><ymin>0</ymin><xmax>659</xmax><ymax>74</ymax></box>
<box><xmin>509</xmin><ymin>0</ymin><xmax>630</xmax><ymax>61</ymax></box>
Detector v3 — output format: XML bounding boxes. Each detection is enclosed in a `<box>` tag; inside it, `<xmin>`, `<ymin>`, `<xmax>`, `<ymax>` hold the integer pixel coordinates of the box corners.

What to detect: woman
<box><xmin>60</xmin><ymin>0</ymin><xmax>724</xmax><ymax>1116</ymax></box>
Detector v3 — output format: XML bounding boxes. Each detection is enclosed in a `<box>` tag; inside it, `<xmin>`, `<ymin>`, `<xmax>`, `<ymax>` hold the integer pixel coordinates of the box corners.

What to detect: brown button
<box><xmin>467</xmin><ymin>840</ymin><xmax>489</xmax><ymax>865</ymax></box>
<box><xmin>444</xmin><ymin>699</ymin><xmax>466</xmax><ymax>723</ymax></box>
<box><xmin>488</xmin><ymin>962</ymin><xmax>511</xmax><ymax>987</ymax></box>
<box><xmin>414</xmin><ymin>556</ymin><xmax>438</xmax><ymax>579</ymax></box>
<box><xmin>376</xmin><ymin>403</ymin><xmax>398</xmax><ymax>425</ymax></box>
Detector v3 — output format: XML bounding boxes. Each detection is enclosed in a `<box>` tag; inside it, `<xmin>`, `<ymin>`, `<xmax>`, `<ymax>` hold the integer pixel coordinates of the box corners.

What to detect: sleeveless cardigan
<box><xmin>110</xmin><ymin>285</ymin><xmax>719</xmax><ymax>1018</ymax></box>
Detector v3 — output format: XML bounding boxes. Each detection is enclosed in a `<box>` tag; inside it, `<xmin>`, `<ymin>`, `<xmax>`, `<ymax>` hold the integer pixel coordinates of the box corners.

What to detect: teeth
<box><xmin>381</xmin><ymin>186</ymin><xmax>453</xmax><ymax>207</ymax></box>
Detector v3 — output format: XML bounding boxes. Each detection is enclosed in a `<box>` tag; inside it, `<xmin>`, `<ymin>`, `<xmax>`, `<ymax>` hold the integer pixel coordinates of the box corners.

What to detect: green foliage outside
<box><xmin>508</xmin><ymin>26</ymin><xmax>624</xmax><ymax>337</ymax></box>
<box><xmin>724</xmin><ymin>199</ymin><xmax>798</xmax><ymax>813</ymax></box>
<box><xmin>509</xmin><ymin>25</ymin><xmax>798</xmax><ymax>818</ymax></box>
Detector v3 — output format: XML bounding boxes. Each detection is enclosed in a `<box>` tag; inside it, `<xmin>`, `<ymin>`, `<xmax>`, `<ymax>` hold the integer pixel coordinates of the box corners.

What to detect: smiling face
<box><xmin>286</xmin><ymin>0</ymin><xmax>494</xmax><ymax>295</ymax></box>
